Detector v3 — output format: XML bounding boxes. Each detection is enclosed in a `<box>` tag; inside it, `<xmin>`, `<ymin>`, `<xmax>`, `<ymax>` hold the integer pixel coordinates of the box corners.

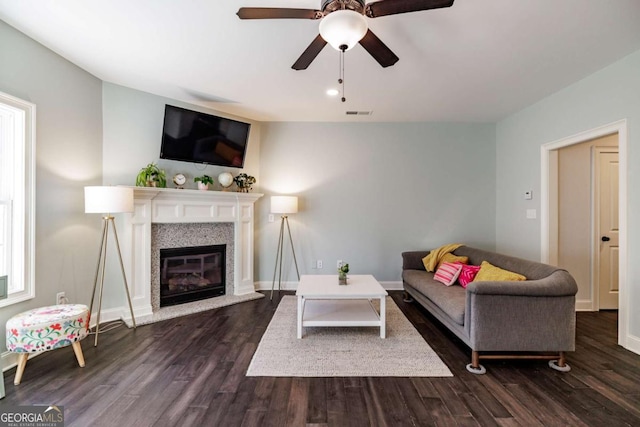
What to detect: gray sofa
<box><xmin>402</xmin><ymin>246</ymin><xmax>578</xmax><ymax>374</ymax></box>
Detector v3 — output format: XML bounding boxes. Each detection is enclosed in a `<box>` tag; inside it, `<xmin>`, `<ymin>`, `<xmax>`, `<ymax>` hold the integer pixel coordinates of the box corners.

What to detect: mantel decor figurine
<box><xmin>234</xmin><ymin>173</ymin><xmax>256</xmax><ymax>192</ymax></box>
<box><xmin>218</xmin><ymin>172</ymin><xmax>234</xmax><ymax>191</ymax></box>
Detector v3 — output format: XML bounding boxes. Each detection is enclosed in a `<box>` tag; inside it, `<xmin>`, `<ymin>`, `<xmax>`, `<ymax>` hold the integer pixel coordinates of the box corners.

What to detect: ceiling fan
<box><xmin>237</xmin><ymin>0</ymin><xmax>455</xmax><ymax>70</ymax></box>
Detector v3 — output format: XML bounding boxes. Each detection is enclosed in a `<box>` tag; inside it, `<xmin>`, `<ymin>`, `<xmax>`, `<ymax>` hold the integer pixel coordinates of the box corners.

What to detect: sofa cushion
<box><xmin>434</xmin><ymin>262</ymin><xmax>463</xmax><ymax>286</ymax></box>
<box><xmin>403</xmin><ymin>270</ymin><xmax>466</xmax><ymax>325</ymax></box>
<box><xmin>458</xmin><ymin>264</ymin><xmax>481</xmax><ymax>288</ymax></box>
<box><xmin>475</xmin><ymin>261</ymin><xmax>526</xmax><ymax>282</ymax></box>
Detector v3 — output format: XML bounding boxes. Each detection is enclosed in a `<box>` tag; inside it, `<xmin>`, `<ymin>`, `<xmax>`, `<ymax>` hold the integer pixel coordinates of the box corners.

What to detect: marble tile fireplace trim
<box><xmin>117</xmin><ymin>187</ymin><xmax>263</xmax><ymax>325</ymax></box>
<box><xmin>151</xmin><ymin>222</ymin><xmax>234</xmax><ymax>311</ymax></box>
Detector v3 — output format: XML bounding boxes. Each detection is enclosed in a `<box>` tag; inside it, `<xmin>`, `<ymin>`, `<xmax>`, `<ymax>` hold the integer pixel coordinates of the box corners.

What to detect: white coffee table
<box><xmin>295</xmin><ymin>274</ymin><xmax>388</xmax><ymax>339</ymax></box>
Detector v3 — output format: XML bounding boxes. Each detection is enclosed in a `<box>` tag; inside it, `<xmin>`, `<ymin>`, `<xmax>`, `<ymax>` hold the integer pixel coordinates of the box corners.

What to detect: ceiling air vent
<box><xmin>345</xmin><ymin>111</ymin><xmax>372</xmax><ymax>116</ymax></box>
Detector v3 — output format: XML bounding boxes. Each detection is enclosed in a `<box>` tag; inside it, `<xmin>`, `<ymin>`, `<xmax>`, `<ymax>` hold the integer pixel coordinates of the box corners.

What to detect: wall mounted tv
<box><xmin>160</xmin><ymin>105</ymin><xmax>251</xmax><ymax>168</ymax></box>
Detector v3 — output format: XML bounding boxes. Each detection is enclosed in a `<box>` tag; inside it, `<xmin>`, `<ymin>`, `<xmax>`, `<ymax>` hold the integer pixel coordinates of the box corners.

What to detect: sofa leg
<box><xmin>402</xmin><ymin>291</ymin><xmax>414</xmax><ymax>303</ymax></box>
<box><xmin>466</xmin><ymin>351</ymin><xmax>486</xmax><ymax>374</ymax></box>
<box><xmin>549</xmin><ymin>351</ymin><xmax>571</xmax><ymax>372</ymax></box>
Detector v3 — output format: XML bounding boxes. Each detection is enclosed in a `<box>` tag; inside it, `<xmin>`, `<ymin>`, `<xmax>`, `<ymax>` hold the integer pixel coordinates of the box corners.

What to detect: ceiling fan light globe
<box><xmin>319</xmin><ymin>10</ymin><xmax>368</xmax><ymax>51</ymax></box>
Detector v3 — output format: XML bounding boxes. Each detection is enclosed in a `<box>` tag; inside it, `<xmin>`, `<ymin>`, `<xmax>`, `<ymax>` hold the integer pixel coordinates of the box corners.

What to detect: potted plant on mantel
<box><xmin>194</xmin><ymin>175</ymin><xmax>214</xmax><ymax>190</ymax></box>
<box><xmin>136</xmin><ymin>163</ymin><xmax>167</xmax><ymax>188</ymax></box>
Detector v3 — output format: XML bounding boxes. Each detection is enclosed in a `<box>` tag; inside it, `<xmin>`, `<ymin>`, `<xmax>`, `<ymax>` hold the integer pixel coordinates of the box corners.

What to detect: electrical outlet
<box><xmin>268</xmin><ymin>214</ymin><xmax>274</xmax><ymax>223</ymax></box>
<box><xmin>337</xmin><ymin>260</ymin><xmax>343</xmax><ymax>268</ymax></box>
<box><xmin>56</xmin><ymin>292</ymin><xmax>66</xmax><ymax>305</ymax></box>
<box><xmin>316</xmin><ymin>260</ymin><xmax>323</xmax><ymax>269</ymax></box>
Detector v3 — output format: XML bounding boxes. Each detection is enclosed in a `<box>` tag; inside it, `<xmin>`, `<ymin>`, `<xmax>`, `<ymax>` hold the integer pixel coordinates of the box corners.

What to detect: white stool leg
<box><xmin>72</xmin><ymin>341</ymin><xmax>85</xmax><ymax>367</ymax></box>
<box><xmin>14</xmin><ymin>354</ymin><xmax>28</xmax><ymax>385</ymax></box>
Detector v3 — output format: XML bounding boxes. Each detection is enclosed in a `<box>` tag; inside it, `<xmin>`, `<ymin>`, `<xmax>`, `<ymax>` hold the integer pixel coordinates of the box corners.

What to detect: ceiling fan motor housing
<box><xmin>322</xmin><ymin>0</ymin><xmax>365</xmax><ymax>15</ymax></box>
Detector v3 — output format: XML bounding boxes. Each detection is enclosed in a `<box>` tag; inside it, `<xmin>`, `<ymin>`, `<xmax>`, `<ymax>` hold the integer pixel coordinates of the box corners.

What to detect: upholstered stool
<box><xmin>6</xmin><ymin>304</ymin><xmax>89</xmax><ymax>385</ymax></box>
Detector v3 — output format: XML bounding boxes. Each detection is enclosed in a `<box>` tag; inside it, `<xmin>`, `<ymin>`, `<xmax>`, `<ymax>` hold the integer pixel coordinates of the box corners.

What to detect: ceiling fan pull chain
<box><xmin>340</xmin><ymin>45</ymin><xmax>346</xmax><ymax>102</ymax></box>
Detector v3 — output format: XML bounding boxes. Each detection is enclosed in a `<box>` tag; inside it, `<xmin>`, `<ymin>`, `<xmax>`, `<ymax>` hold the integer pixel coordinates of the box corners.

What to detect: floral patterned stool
<box><xmin>6</xmin><ymin>304</ymin><xmax>89</xmax><ymax>385</ymax></box>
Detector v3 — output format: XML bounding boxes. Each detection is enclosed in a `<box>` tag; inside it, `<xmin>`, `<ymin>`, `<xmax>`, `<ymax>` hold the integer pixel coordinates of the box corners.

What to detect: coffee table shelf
<box><xmin>302</xmin><ymin>299</ymin><xmax>381</xmax><ymax>326</ymax></box>
<box><xmin>296</xmin><ymin>274</ymin><xmax>388</xmax><ymax>339</ymax></box>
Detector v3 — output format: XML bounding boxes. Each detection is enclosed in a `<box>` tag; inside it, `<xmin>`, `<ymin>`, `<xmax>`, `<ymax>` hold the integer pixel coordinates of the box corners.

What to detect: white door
<box><xmin>596</xmin><ymin>149</ymin><xmax>619</xmax><ymax>310</ymax></box>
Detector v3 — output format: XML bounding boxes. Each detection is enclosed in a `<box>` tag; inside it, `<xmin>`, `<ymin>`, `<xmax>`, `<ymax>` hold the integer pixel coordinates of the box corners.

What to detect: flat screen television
<box><xmin>160</xmin><ymin>105</ymin><xmax>251</xmax><ymax>168</ymax></box>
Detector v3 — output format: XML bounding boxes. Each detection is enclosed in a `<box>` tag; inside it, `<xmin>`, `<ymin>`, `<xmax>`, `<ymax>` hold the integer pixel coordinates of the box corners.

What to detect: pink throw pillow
<box><xmin>458</xmin><ymin>264</ymin><xmax>481</xmax><ymax>288</ymax></box>
<box><xmin>434</xmin><ymin>262</ymin><xmax>463</xmax><ymax>286</ymax></box>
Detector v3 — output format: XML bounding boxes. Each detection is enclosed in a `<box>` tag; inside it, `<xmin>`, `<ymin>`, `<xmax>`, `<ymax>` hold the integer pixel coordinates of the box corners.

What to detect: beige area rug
<box><xmin>246</xmin><ymin>296</ymin><xmax>453</xmax><ymax>377</ymax></box>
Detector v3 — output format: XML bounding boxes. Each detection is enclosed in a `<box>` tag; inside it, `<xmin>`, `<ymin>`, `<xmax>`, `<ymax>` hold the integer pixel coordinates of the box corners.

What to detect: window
<box><xmin>0</xmin><ymin>91</ymin><xmax>35</xmax><ymax>307</ymax></box>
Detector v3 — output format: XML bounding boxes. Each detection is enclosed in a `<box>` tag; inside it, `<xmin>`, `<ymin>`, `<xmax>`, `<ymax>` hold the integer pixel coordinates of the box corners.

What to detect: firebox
<box><xmin>159</xmin><ymin>244</ymin><xmax>226</xmax><ymax>307</ymax></box>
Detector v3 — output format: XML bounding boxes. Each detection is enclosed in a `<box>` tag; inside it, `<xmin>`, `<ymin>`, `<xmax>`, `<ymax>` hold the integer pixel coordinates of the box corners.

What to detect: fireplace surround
<box><xmin>151</xmin><ymin>222</ymin><xmax>234</xmax><ymax>311</ymax></box>
<box><xmin>116</xmin><ymin>187</ymin><xmax>263</xmax><ymax>325</ymax></box>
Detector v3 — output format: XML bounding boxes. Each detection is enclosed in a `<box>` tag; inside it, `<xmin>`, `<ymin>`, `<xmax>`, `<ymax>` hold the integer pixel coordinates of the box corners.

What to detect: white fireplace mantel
<box><xmin>118</xmin><ymin>186</ymin><xmax>263</xmax><ymax>324</ymax></box>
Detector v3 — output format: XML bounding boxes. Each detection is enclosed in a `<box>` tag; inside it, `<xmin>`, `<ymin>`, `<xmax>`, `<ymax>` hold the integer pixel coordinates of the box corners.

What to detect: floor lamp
<box><xmin>271</xmin><ymin>195</ymin><xmax>300</xmax><ymax>300</ymax></box>
<box><xmin>84</xmin><ymin>186</ymin><xmax>137</xmax><ymax>346</ymax></box>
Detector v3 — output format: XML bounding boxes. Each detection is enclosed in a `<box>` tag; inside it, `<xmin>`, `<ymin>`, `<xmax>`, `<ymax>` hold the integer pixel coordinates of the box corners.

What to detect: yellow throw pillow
<box><xmin>474</xmin><ymin>261</ymin><xmax>526</xmax><ymax>282</ymax></box>
<box><xmin>437</xmin><ymin>253</ymin><xmax>468</xmax><ymax>270</ymax></box>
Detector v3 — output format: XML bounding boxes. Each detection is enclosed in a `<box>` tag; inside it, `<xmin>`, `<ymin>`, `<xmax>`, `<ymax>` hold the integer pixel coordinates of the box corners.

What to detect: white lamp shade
<box><xmin>319</xmin><ymin>10</ymin><xmax>368</xmax><ymax>51</ymax></box>
<box><xmin>85</xmin><ymin>186</ymin><xmax>134</xmax><ymax>214</ymax></box>
<box><xmin>271</xmin><ymin>196</ymin><xmax>298</xmax><ymax>214</ymax></box>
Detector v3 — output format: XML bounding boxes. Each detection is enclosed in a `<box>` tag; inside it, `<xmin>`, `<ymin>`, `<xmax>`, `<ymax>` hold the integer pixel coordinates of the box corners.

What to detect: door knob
<box><xmin>601</xmin><ymin>236</ymin><xmax>611</xmax><ymax>242</ymax></box>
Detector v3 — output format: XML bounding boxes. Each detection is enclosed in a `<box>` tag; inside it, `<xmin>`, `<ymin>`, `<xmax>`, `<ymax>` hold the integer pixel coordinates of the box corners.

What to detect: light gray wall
<box><xmin>496</xmin><ymin>48</ymin><xmax>640</xmax><ymax>338</ymax></box>
<box><xmin>0</xmin><ymin>20</ymin><xmax>103</xmax><ymax>348</ymax></box>
<box><xmin>102</xmin><ymin>82</ymin><xmax>261</xmax><ymax>190</ymax></box>
<box><xmin>257</xmin><ymin>122</ymin><xmax>497</xmax><ymax>284</ymax></box>
<box><xmin>101</xmin><ymin>83</ymin><xmax>262</xmax><ymax>309</ymax></box>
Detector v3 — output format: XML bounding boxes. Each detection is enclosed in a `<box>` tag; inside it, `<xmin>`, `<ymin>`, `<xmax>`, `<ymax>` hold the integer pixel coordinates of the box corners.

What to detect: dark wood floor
<box><xmin>1</xmin><ymin>291</ymin><xmax>639</xmax><ymax>426</ymax></box>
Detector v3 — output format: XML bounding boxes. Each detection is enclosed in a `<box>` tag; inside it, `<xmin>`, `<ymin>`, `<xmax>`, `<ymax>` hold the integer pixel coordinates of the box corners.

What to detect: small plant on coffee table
<box><xmin>338</xmin><ymin>263</ymin><xmax>349</xmax><ymax>285</ymax></box>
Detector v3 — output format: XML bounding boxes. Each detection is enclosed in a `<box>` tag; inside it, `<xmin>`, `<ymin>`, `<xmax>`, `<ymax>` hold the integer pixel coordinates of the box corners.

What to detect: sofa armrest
<box><xmin>465</xmin><ymin>270</ymin><xmax>577</xmax><ymax>297</ymax></box>
<box><xmin>402</xmin><ymin>251</ymin><xmax>429</xmax><ymax>271</ymax></box>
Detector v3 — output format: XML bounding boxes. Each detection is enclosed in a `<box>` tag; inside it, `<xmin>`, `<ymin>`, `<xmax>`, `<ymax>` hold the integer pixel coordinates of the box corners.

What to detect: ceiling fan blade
<box><xmin>292</xmin><ymin>34</ymin><xmax>328</xmax><ymax>70</ymax></box>
<box><xmin>237</xmin><ymin>8</ymin><xmax>322</xmax><ymax>20</ymax></box>
<box><xmin>358</xmin><ymin>30</ymin><xmax>399</xmax><ymax>68</ymax></box>
<box><xmin>365</xmin><ymin>0</ymin><xmax>454</xmax><ymax>18</ymax></box>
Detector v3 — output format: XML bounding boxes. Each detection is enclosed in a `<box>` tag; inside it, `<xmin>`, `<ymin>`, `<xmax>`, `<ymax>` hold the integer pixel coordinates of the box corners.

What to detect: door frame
<box><xmin>540</xmin><ymin>119</ymin><xmax>628</xmax><ymax>348</ymax></box>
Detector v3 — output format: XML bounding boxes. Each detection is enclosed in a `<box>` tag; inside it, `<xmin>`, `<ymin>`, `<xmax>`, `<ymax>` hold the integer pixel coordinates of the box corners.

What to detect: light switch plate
<box><xmin>524</xmin><ymin>190</ymin><xmax>533</xmax><ymax>200</ymax></box>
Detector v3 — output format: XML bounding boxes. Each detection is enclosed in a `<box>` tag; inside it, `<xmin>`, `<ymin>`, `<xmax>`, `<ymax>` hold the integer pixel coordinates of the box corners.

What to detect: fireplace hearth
<box><xmin>160</xmin><ymin>244</ymin><xmax>226</xmax><ymax>307</ymax></box>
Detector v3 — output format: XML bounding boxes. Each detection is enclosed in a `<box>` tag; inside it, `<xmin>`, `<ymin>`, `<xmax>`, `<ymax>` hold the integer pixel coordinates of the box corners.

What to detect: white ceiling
<box><xmin>2</xmin><ymin>0</ymin><xmax>640</xmax><ymax>122</ymax></box>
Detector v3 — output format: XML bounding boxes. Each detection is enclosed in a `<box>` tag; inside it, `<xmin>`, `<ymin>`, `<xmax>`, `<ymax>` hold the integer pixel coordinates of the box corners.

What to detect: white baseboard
<box><xmin>381</xmin><ymin>281</ymin><xmax>404</xmax><ymax>290</ymax></box>
<box><xmin>624</xmin><ymin>333</ymin><xmax>640</xmax><ymax>356</ymax></box>
<box><xmin>254</xmin><ymin>281</ymin><xmax>404</xmax><ymax>291</ymax></box>
<box><xmin>2</xmin><ymin>349</ymin><xmax>42</xmax><ymax>374</ymax></box>
<box><xmin>575</xmin><ymin>299</ymin><xmax>594</xmax><ymax>311</ymax></box>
